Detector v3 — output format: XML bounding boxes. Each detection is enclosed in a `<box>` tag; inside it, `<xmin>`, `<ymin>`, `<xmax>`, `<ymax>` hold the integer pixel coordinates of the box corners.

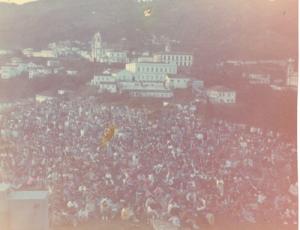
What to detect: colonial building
<box><xmin>122</xmin><ymin>63</ymin><xmax>174</xmax><ymax>97</ymax></box>
<box><xmin>125</xmin><ymin>62</ymin><xmax>177</xmax><ymax>81</ymax></box>
<box><xmin>206</xmin><ymin>86</ymin><xmax>236</xmax><ymax>104</ymax></box>
<box><xmin>90</xmin><ymin>59</ymin><xmax>192</xmax><ymax>98</ymax></box>
<box><xmin>153</xmin><ymin>52</ymin><xmax>193</xmax><ymax>68</ymax></box>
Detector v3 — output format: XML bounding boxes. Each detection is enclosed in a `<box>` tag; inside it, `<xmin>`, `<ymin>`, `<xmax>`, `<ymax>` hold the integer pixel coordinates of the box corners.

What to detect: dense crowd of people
<box><xmin>0</xmin><ymin>96</ymin><xmax>297</xmax><ymax>229</ymax></box>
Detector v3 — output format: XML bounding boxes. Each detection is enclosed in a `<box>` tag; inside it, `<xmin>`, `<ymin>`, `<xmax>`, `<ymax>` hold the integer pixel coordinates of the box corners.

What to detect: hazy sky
<box><xmin>0</xmin><ymin>0</ymin><xmax>38</xmax><ymax>4</ymax></box>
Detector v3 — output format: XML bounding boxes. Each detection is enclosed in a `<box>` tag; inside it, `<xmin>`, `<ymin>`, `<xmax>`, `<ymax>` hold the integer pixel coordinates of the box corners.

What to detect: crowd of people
<box><xmin>0</xmin><ymin>96</ymin><xmax>297</xmax><ymax>229</ymax></box>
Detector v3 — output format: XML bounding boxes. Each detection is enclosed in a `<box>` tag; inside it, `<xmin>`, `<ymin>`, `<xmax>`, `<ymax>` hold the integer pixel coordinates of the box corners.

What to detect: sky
<box><xmin>0</xmin><ymin>0</ymin><xmax>38</xmax><ymax>4</ymax></box>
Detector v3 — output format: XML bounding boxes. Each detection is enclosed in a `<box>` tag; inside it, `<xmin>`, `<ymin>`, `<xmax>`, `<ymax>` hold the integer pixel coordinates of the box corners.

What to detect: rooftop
<box><xmin>130</xmin><ymin>89</ymin><xmax>171</xmax><ymax>93</ymax></box>
<box><xmin>8</xmin><ymin>191</ymin><xmax>48</xmax><ymax>200</ymax></box>
<box><xmin>208</xmin><ymin>85</ymin><xmax>235</xmax><ymax>92</ymax></box>
<box><xmin>36</xmin><ymin>90</ymin><xmax>58</xmax><ymax>98</ymax></box>
<box><xmin>0</xmin><ymin>183</ymin><xmax>10</xmax><ymax>192</ymax></box>
<box><xmin>128</xmin><ymin>62</ymin><xmax>175</xmax><ymax>65</ymax></box>
<box><xmin>97</xmin><ymin>68</ymin><xmax>122</xmax><ymax>76</ymax></box>
<box><xmin>154</xmin><ymin>51</ymin><xmax>193</xmax><ymax>56</ymax></box>
<box><xmin>167</xmin><ymin>74</ymin><xmax>190</xmax><ymax>79</ymax></box>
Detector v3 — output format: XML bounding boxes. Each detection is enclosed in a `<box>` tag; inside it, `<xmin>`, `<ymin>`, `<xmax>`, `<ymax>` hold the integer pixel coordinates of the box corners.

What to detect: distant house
<box><xmin>35</xmin><ymin>92</ymin><xmax>56</xmax><ymax>103</ymax></box>
<box><xmin>104</xmin><ymin>49</ymin><xmax>129</xmax><ymax>64</ymax></box>
<box><xmin>270</xmin><ymin>85</ymin><xmax>283</xmax><ymax>91</ymax></box>
<box><xmin>91</xmin><ymin>71</ymin><xmax>116</xmax><ymax>84</ymax></box>
<box><xmin>32</xmin><ymin>50</ymin><xmax>57</xmax><ymax>58</ymax></box>
<box><xmin>191</xmin><ymin>79</ymin><xmax>204</xmax><ymax>95</ymax></box>
<box><xmin>115</xmin><ymin>69</ymin><xmax>135</xmax><ymax>81</ymax></box>
<box><xmin>98</xmin><ymin>82</ymin><xmax>118</xmax><ymax>93</ymax></box>
<box><xmin>247</xmin><ymin>74</ymin><xmax>271</xmax><ymax>85</ymax></box>
<box><xmin>0</xmin><ymin>50</ymin><xmax>11</xmax><ymax>56</ymax></box>
<box><xmin>90</xmin><ymin>71</ymin><xmax>117</xmax><ymax>93</ymax></box>
<box><xmin>29</xmin><ymin>66</ymin><xmax>52</xmax><ymax>79</ymax></box>
<box><xmin>130</xmin><ymin>89</ymin><xmax>173</xmax><ymax>98</ymax></box>
<box><xmin>136</xmin><ymin>55</ymin><xmax>156</xmax><ymax>63</ymax></box>
<box><xmin>79</xmin><ymin>50</ymin><xmax>91</xmax><ymax>60</ymax></box>
<box><xmin>0</xmin><ymin>102</ymin><xmax>14</xmax><ymax>112</ymax></box>
<box><xmin>286</xmin><ymin>58</ymin><xmax>298</xmax><ymax>88</ymax></box>
<box><xmin>22</xmin><ymin>48</ymin><xmax>34</xmax><ymax>57</ymax></box>
<box><xmin>165</xmin><ymin>74</ymin><xmax>190</xmax><ymax>89</ymax></box>
<box><xmin>0</xmin><ymin>64</ymin><xmax>23</xmax><ymax>79</ymax></box>
<box><xmin>46</xmin><ymin>60</ymin><xmax>60</xmax><ymax>68</ymax></box>
<box><xmin>206</xmin><ymin>86</ymin><xmax>236</xmax><ymax>104</ymax></box>
<box><xmin>192</xmin><ymin>80</ymin><xmax>204</xmax><ymax>89</ymax></box>
<box><xmin>66</xmin><ymin>70</ymin><xmax>78</xmax><ymax>76</ymax></box>
<box><xmin>136</xmin><ymin>0</ymin><xmax>153</xmax><ymax>3</ymax></box>
<box><xmin>0</xmin><ymin>59</ymin><xmax>54</xmax><ymax>80</ymax></box>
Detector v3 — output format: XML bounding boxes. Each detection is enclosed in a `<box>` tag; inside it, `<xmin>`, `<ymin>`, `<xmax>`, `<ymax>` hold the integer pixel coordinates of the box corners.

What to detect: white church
<box><xmin>91</xmin><ymin>32</ymin><xmax>129</xmax><ymax>64</ymax></box>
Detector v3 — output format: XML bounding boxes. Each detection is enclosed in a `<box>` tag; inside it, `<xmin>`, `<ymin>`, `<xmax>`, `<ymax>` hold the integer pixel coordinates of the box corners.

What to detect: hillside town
<box><xmin>0</xmin><ymin>32</ymin><xmax>298</xmax><ymax>99</ymax></box>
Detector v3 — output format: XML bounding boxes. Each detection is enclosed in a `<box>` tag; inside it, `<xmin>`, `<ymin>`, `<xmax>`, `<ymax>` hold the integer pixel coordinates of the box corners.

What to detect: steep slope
<box><xmin>0</xmin><ymin>0</ymin><xmax>297</xmax><ymax>60</ymax></box>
